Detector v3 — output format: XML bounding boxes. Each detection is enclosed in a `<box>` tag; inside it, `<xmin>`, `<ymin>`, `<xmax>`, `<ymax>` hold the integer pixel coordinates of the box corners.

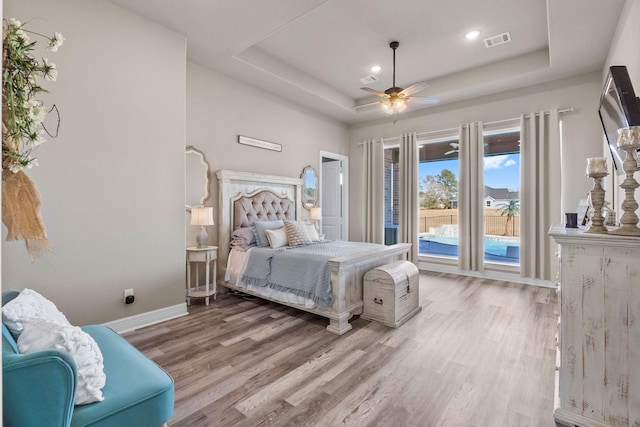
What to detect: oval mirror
<box><xmin>186</xmin><ymin>145</ymin><xmax>211</xmax><ymax>211</ymax></box>
<box><xmin>301</xmin><ymin>165</ymin><xmax>318</xmax><ymax>210</ymax></box>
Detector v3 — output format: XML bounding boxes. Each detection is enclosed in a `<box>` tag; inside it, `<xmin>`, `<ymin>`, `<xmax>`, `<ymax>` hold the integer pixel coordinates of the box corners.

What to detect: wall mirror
<box><xmin>301</xmin><ymin>165</ymin><xmax>318</xmax><ymax>210</ymax></box>
<box><xmin>186</xmin><ymin>145</ymin><xmax>211</xmax><ymax>211</ymax></box>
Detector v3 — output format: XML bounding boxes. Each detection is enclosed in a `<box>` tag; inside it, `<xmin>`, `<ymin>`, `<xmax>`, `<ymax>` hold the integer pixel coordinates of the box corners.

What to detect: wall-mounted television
<box><xmin>598</xmin><ymin>66</ymin><xmax>640</xmax><ymax>175</ymax></box>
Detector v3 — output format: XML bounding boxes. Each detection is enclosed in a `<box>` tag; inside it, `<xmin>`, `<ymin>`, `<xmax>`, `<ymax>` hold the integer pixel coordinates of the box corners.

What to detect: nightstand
<box><xmin>186</xmin><ymin>246</ymin><xmax>217</xmax><ymax>306</ymax></box>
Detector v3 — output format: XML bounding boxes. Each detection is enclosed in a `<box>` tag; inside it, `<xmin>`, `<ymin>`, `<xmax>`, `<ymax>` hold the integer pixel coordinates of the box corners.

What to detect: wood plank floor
<box><xmin>124</xmin><ymin>271</ymin><xmax>559</xmax><ymax>427</ymax></box>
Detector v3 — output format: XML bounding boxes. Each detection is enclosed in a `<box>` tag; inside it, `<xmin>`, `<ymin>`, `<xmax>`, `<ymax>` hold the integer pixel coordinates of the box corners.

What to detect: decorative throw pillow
<box><xmin>2</xmin><ymin>288</ymin><xmax>71</xmax><ymax>337</ymax></box>
<box><xmin>232</xmin><ymin>227</ymin><xmax>256</xmax><ymax>246</ymax></box>
<box><xmin>231</xmin><ymin>227</ymin><xmax>257</xmax><ymax>250</ymax></box>
<box><xmin>251</xmin><ymin>220</ymin><xmax>285</xmax><ymax>247</ymax></box>
<box><xmin>305</xmin><ymin>223</ymin><xmax>320</xmax><ymax>241</ymax></box>
<box><xmin>17</xmin><ymin>319</ymin><xmax>106</xmax><ymax>405</ymax></box>
<box><xmin>284</xmin><ymin>220</ymin><xmax>312</xmax><ymax>246</ymax></box>
<box><xmin>265</xmin><ymin>226</ymin><xmax>289</xmax><ymax>249</ymax></box>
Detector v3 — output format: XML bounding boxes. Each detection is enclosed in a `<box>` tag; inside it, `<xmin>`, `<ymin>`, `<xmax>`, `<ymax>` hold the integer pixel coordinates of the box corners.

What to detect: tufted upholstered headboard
<box><xmin>233</xmin><ymin>190</ymin><xmax>296</xmax><ymax>230</ymax></box>
<box><xmin>216</xmin><ymin>170</ymin><xmax>304</xmax><ymax>281</ymax></box>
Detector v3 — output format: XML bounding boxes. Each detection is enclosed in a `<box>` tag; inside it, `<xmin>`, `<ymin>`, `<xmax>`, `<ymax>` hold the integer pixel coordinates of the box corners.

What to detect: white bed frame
<box><xmin>216</xmin><ymin>169</ymin><xmax>410</xmax><ymax>335</ymax></box>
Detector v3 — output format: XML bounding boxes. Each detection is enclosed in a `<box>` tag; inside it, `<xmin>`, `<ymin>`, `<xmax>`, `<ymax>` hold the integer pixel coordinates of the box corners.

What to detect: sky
<box><xmin>419</xmin><ymin>154</ymin><xmax>520</xmax><ymax>191</ymax></box>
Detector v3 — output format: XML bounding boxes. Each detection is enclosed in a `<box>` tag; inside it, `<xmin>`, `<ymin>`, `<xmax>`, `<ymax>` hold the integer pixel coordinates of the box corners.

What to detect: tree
<box><xmin>496</xmin><ymin>199</ymin><xmax>520</xmax><ymax>236</ymax></box>
<box><xmin>436</xmin><ymin>169</ymin><xmax>458</xmax><ymax>204</ymax></box>
<box><xmin>419</xmin><ymin>169</ymin><xmax>458</xmax><ymax>209</ymax></box>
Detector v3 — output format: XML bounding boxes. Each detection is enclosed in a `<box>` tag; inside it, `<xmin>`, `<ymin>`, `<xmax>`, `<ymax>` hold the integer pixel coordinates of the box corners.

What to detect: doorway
<box><xmin>319</xmin><ymin>151</ymin><xmax>348</xmax><ymax>241</ymax></box>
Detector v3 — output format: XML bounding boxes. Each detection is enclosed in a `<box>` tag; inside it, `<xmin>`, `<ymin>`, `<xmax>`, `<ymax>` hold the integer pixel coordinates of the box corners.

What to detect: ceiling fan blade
<box><xmin>353</xmin><ymin>100</ymin><xmax>382</xmax><ymax>110</ymax></box>
<box><xmin>399</xmin><ymin>81</ymin><xmax>429</xmax><ymax>97</ymax></box>
<box><xmin>406</xmin><ymin>96</ymin><xmax>439</xmax><ymax>105</ymax></box>
<box><xmin>360</xmin><ymin>87</ymin><xmax>389</xmax><ymax>97</ymax></box>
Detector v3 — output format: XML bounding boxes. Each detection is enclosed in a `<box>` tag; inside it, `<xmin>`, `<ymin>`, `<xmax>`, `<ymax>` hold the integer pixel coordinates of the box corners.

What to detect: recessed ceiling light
<box><xmin>465</xmin><ymin>30</ymin><xmax>480</xmax><ymax>40</ymax></box>
<box><xmin>370</xmin><ymin>65</ymin><xmax>381</xmax><ymax>73</ymax></box>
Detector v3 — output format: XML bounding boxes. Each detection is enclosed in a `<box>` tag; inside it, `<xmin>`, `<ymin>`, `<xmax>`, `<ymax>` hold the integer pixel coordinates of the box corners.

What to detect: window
<box><xmin>417</xmin><ymin>135</ymin><xmax>460</xmax><ymax>259</ymax></box>
<box><xmin>415</xmin><ymin>124</ymin><xmax>521</xmax><ymax>268</ymax></box>
<box><xmin>483</xmin><ymin>127</ymin><xmax>520</xmax><ymax>265</ymax></box>
<box><xmin>383</xmin><ymin>146</ymin><xmax>400</xmax><ymax>245</ymax></box>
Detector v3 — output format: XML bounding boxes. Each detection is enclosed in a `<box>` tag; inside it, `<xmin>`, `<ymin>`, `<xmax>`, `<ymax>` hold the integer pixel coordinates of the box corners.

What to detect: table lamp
<box><xmin>191</xmin><ymin>206</ymin><xmax>214</xmax><ymax>248</ymax></box>
<box><xmin>310</xmin><ymin>207</ymin><xmax>322</xmax><ymax>233</ymax></box>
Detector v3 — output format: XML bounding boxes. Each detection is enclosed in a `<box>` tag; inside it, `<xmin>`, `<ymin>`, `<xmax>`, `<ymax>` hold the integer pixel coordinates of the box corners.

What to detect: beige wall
<box><xmin>604</xmin><ymin>0</ymin><xmax>640</xmax><ymax>209</ymax></box>
<box><xmin>606</xmin><ymin>0</ymin><xmax>640</xmax><ymax>82</ymax></box>
<box><xmin>2</xmin><ymin>0</ymin><xmax>187</xmax><ymax>325</ymax></box>
<box><xmin>185</xmin><ymin>62</ymin><xmax>349</xmax><ymax>247</ymax></box>
<box><xmin>348</xmin><ymin>72</ymin><xmax>604</xmax><ymax>243</ymax></box>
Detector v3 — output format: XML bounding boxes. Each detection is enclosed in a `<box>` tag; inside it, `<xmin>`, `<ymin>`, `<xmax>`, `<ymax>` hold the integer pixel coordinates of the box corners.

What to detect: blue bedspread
<box><xmin>241</xmin><ymin>241</ymin><xmax>383</xmax><ymax>307</ymax></box>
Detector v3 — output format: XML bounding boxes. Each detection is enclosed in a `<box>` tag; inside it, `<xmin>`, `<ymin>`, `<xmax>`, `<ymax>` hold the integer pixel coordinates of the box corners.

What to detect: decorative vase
<box><xmin>585</xmin><ymin>172</ymin><xmax>608</xmax><ymax>233</ymax></box>
<box><xmin>584</xmin><ymin>157</ymin><xmax>609</xmax><ymax>233</ymax></box>
<box><xmin>609</xmin><ymin>126</ymin><xmax>640</xmax><ymax>236</ymax></box>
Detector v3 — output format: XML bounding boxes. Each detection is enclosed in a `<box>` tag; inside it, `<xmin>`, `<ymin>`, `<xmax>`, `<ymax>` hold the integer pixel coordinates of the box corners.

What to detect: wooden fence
<box><xmin>419</xmin><ymin>209</ymin><xmax>520</xmax><ymax>237</ymax></box>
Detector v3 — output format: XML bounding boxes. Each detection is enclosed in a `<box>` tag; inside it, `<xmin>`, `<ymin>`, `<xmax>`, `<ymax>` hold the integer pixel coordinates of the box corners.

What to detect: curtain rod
<box><xmin>358</xmin><ymin>107</ymin><xmax>575</xmax><ymax>146</ymax></box>
<box><xmin>468</xmin><ymin>107</ymin><xmax>575</xmax><ymax>128</ymax></box>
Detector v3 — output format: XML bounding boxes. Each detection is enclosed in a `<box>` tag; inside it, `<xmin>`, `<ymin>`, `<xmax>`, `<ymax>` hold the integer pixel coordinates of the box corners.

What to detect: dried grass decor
<box><xmin>2</xmin><ymin>18</ymin><xmax>64</xmax><ymax>257</ymax></box>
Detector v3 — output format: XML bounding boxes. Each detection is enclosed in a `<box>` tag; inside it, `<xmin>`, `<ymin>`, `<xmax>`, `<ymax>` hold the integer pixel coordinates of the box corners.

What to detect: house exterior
<box><xmin>449</xmin><ymin>186</ymin><xmax>519</xmax><ymax>209</ymax></box>
<box><xmin>484</xmin><ymin>186</ymin><xmax>519</xmax><ymax>208</ymax></box>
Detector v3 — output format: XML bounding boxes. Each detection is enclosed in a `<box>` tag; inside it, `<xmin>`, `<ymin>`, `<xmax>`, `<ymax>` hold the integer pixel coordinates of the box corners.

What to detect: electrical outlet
<box><xmin>124</xmin><ymin>289</ymin><xmax>135</xmax><ymax>304</ymax></box>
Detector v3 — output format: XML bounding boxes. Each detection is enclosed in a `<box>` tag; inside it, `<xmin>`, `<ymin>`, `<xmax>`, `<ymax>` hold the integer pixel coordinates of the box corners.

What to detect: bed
<box><xmin>216</xmin><ymin>169</ymin><xmax>411</xmax><ymax>335</ymax></box>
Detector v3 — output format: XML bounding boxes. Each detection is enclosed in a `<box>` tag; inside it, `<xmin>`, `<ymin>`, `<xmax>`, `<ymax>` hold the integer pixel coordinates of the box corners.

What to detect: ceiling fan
<box><xmin>356</xmin><ymin>41</ymin><xmax>439</xmax><ymax>115</ymax></box>
<box><xmin>444</xmin><ymin>142</ymin><xmax>459</xmax><ymax>155</ymax></box>
<box><xmin>444</xmin><ymin>141</ymin><xmax>488</xmax><ymax>155</ymax></box>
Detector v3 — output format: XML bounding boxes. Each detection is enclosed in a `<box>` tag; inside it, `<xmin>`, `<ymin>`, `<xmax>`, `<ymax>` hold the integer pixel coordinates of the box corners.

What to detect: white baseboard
<box><xmin>418</xmin><ymin>259</ymin><xmax>558</xmax><ymax>288</ymax></box>
<box><xmin>103</xmin><ymin>303</ymin><xmax>188</xmax><ymax>334</ymax></box>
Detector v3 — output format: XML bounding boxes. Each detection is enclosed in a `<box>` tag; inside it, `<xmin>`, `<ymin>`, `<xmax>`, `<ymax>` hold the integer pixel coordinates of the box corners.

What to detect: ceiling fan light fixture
<box><xmin>381</xmin><ymin>96</ymin><xmax>406</xmax><ymax>114</ymax></box>
<box><xmin>381</xmin><ymin>99</ymin><xmax>394</xmax><ymax>114</ymax></box>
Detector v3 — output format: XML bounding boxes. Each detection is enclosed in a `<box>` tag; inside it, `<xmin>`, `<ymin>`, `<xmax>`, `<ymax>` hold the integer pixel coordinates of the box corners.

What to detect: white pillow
<box><xmin>265</xmin><ymin>226</ymin><xmax>289</xmax><ymax>249</ymax></box>
<box><xmin>2</xmin><ymin>288</ymin><xmax>71</xmax><ymax>337</ymax></box>
<box><xmin>17</xmin><ymin>319</ymin><xmax>106</xmax><ymax>405</ymax></box>
<box><xmin>305</xmin><ymin>223</ymin><xmax>320</xmax><ymax>241</ymax></box>
<box><xmin>284</xmin><ymin>220</ymin><xmax>312</xmax><ymax>246</ymax></box>
<box><xmin>251</xmin><ymin>220</ymin><xmax>285</xmax><ymax>247</ymax></box>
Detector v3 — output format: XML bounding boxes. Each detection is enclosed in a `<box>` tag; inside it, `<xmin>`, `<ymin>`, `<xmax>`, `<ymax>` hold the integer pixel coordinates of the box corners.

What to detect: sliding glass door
<box><xmin>483</xmin><ymin>127</ymin><xmax>520</xmax><ymax>265</ymax></box>
<box><xmin>417</xmin><ymin>135</ymin><xmax>460</xmax><ymax>259</ymax></box>
<box><xmin>415</xmin><ymin>125</ymin><xmax>521</xmax><ymax>269</ymax></box>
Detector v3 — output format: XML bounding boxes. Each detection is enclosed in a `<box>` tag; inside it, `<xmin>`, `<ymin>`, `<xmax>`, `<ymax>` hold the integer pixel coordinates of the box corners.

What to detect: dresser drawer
<box><xmin>188</xmin><ymin>248</ymin><xmax>217</xmax><ymax>262</ymax></box>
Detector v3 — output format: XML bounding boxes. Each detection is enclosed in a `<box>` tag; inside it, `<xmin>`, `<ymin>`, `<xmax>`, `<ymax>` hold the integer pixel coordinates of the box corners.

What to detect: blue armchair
<box><xmin>2</xmin><ymin>291</ymin><xmax>174</xmax><ymax>427</ymax></box>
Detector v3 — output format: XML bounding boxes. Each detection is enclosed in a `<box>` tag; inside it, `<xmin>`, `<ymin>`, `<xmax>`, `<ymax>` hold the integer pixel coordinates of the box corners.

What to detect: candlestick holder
<box><xmin>609</xmin><ymin>127</ymin><xmax>640</xmax><ymax>236</ymax></box>
<box><xmin>585</xmin><ymin>172</ymin><xmax>608</xmax><ymax>233</ymax></box>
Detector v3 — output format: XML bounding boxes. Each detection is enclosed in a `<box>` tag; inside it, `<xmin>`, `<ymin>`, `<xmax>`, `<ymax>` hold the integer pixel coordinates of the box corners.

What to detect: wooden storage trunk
<box><xmin>361</xmin><ymin>260</ymin><xmax>422</xmax><ymax>328</ymax></box>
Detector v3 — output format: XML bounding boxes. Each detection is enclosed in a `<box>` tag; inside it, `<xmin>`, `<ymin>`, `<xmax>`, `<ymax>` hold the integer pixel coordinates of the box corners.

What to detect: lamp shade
<box><xmin>310</xmin><ymin>207</ymin><xmax>322</xmax><ymax>220</ymax></box>
<box><xmin>190</xmin><ymin>207</ymin><xmax>214</xmax><ymax>226</ymax></box>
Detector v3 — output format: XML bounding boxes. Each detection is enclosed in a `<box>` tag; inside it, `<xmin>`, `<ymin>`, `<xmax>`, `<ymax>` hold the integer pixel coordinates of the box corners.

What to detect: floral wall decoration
<box><xmin>2</xmin><ymin>18</ymin><xmax>64</xmax><ymax>257</ymax></box>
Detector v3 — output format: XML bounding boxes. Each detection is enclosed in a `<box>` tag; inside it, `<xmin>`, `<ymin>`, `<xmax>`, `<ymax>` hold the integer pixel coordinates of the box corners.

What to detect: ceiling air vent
<box><xmin>484</xmin><ymin>32</ymin><xmax>511</xmax><ymax>48</ymax></box>
<box><xmin>359</xmin><ymin>75</ymin><xmax>379</xmax><ymax>85</ymax></box>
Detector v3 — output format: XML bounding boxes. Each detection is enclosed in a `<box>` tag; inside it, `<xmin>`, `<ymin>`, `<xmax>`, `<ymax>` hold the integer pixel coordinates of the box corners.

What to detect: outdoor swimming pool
<box><xmin>419</xmin><ymin>235</ymin><xmax>520</xmax><ymax>263</ymax></box>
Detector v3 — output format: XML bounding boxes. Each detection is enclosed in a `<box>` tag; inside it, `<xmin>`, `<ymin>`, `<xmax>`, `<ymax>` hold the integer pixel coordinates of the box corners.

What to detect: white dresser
<box><xmin>549</xmin><ymin>225</ymin><xmax>640</xmax><ymax>427</ymax></box>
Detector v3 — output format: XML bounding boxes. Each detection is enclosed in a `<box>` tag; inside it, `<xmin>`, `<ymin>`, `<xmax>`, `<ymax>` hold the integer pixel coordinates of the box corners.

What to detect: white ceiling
<box><xmin>108</xmin><ymin>0</ymin><xmax>625</xmax><ymax>125</ymax></box>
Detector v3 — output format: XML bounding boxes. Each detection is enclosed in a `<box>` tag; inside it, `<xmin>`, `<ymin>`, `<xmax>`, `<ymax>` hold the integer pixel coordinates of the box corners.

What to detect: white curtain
<box><xmin>520</xmin><ymin>110</ymin><xmax>561</xmax><ymax>280</ymax></box>
<box><xmin>458</xmin><ymin>122</ymin><xmax>485</xmax><ymax>272</ymax></box>
<box><xmin>362</xmin><ymin>138</ymin><xmax>385</xmax><ymax>244</ymax></box>
<box><xmin>399</xmin><ymin>132</ymin><xmax>419</xmax><ymax>263</ymax></box>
